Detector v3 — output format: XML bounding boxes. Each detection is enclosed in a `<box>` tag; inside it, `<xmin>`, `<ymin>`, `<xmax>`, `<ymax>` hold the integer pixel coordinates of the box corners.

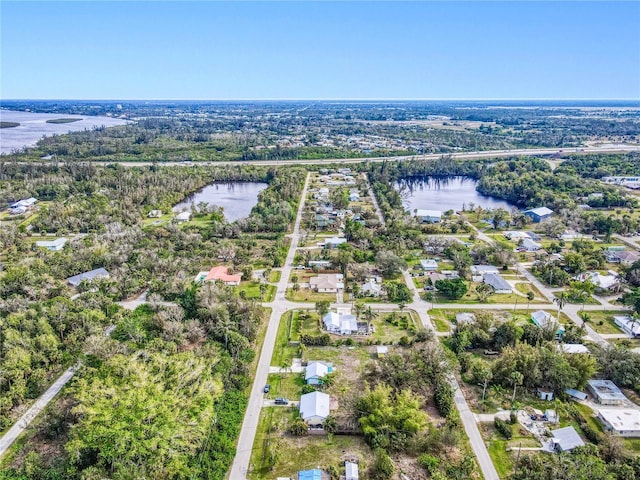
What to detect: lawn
<box><xmin>272</xmin><ymin>311</ymin><xmax>303</xmax><ymax>367</ymax></box>
<box><xmin>269</xmin><ymin>270</ymin><xmax>282</xmax><ymax>283</ymax></box>
<box><xmin>237</xmin><ymin>281</ymin><xmax>276</xmax><ymax>301</ymax></box>
<box><xmin>581</xmin><ymin>310</ymin><xmax>631</xmax><ymax>334</ymax></box>
<box><xmin>286</xmin><ymin>289</ymin><xmax>336</xmax><ymax>303</ymax></box>
<box><xmin>481</xmin><ymin>422</ymin><xmax>539</xmax><ymax>479</ymax></box>
<box><xmin>249</xmin><ymin>404</ymin><xmax>372</xmax><ymax>480</ymax></box>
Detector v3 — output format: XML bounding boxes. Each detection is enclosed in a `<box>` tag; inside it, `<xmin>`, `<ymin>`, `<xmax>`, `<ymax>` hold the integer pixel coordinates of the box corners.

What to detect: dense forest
<box><xmin>0</xmin><ymin>162</ymin><xmax>306</xmax><ymax>479</ymax></box>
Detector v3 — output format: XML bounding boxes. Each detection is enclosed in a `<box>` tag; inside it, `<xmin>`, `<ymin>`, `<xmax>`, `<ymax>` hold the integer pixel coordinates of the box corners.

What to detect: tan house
<box><xmin>310</xmin><ymin>274</ymin><xmax>344</xmax><ymax>293</ymax></box>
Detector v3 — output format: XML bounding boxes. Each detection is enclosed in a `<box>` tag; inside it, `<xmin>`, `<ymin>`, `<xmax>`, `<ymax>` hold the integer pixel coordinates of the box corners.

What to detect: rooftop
<box><xmin>551</xmin><ymin>426</ymin><xmax>585</xmax><ymax>451</ymax></box>
<box><xmin>598</xmin><ymin>409</ymin><xmax>640</xmax><ymax>432</ymax></box>
<box><xmin>587</xmin><ymin>379</ymin><xmax>627</xmax><ymax>402</ymax></box>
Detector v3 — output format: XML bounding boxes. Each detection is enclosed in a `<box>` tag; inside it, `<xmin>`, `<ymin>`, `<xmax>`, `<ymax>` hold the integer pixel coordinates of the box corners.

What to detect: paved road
<box><xmin>401</xmin><ymin>270</ymin><xmax>501</xmax><ymax>480</ymax></box>
<box><xmin>0</xmin><ymin>364</ymin><xmax>79</xmax><ymax>458</ymax></box>
<box><xmin>229</xmin><ymin>173</ymin><xmax>310</xmax><ymax>480</ymax></box>
<box><xmin>25</xmin><ymin>144</ymin><xmax>640</xmax><ymax>168</ymax></box>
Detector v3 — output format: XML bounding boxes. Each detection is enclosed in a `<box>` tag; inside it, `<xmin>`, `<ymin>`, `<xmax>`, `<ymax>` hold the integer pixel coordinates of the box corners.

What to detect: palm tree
<box><xmin>553</xmin><ymin>292</ymin><xmax>568</xmax><ymax>322</ymax></box>
<box><xmin>363</xmin><ymin>306</ymin><xmax>378</xmax><ymax>333</ymax></box>
<box><xmin>526</xmin><ymin>290</ymin><xmax>535</xmax><ymax>313</ymax></box>
<box><xmin>354</xmin><ymin>301</ymin><xmax>365</xmax><ymax>320</ymax></box>
<box><xmin>578</xmin><ymin>311</ymin><xmax>591</xmax><ymax>333</ymax></box>
<box><xmin>510</xmin><ymin>371</ymin><xmax>524</xmax><ymax>403</ymax></box>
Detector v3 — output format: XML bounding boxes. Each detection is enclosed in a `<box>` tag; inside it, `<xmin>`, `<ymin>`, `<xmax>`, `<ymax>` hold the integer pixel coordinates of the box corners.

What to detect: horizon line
<box><xmin>2</xmin><ymin>97</ymin><xmax>640</xmax><ymax>102</ymax></box>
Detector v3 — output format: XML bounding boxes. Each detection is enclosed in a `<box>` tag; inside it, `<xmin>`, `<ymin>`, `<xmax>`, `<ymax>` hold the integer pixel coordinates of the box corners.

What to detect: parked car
<box><xmin>274</xmin><ymin>397</ymin><xmax>289</xmax><ymax>405</ymax></box>
<box><xmin>263</xmin><ymin>384</ymin><xmax>271</xmax><ymax>393</ymax></box>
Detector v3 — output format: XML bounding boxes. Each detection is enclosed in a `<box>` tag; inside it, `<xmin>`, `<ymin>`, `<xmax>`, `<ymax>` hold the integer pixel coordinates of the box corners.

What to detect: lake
<box><xmin>173</xmin><ymin>182</ymin><xmax>268</xmax><ymax>221</ymax></box>
<box><xmin>0</xmin><ymin>110</ymin><xmax>129</xmax><ymax>155</ymax></box>
<box><xmin>396</xmin><ymin>176</ymin><xmax>514</xmax><ymax>212</ymax></box>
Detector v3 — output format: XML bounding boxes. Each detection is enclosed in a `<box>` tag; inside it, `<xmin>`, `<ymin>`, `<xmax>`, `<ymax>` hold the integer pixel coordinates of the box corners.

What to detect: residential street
<box><xmin>229</xmin><ymin>173</ymin><xmax>310</xmax><ymax>480</ymax></box>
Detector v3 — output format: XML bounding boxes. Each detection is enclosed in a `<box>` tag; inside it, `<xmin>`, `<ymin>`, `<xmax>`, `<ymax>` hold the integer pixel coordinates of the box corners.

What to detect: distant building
<box><xmin>598</xmin><ymin>409</ymin><xmax>640</xmax><ymax>437</ymax></box>
<box><xmin>67</xmin><ymin>268</ymin><xmax>110</xmax><ymax>287</ymax></box>
<box><xmin>531</xmin><ymin>310</ymin><xmax>565</xmax><ymax>338</ymax></box>
<box><xmin>587</xmin><ymin>379</ymin><xmax>628</xmax><ymax>405</ymax></box>
<box><xmin>414</xmin><ymin>209</ymin><xmax>442</xmax><ymax>224</ymax></box>
<box><xmin>309</xmin><ymin>260</ymin><xmax>332</xmax><ymax>269</ymax></box>
<box><xmin>195</xmin><ymin>266</ymin><xmax>242</xmax><ymax>285</ymax></box>
<box><xmin>456</xmin><ymin>313</ymin><xmax>476</xmax><ymax>325</ymax></box>
<box><xmin>470</xmin><ymin>265</ymin><xmax>499</xmax><ymax>281</ymax></box>
<box><xmin>175</xmin><ymin>211</ymin><xmax>191</xmax><ymax>222</ymax></box>
<box><xmin>601</xmin><ymin>176</ymin><xmax>640</xmax><ymax>189</ymax></box>
<box><xmin>504</xmin><ymin>231</ymin><xmax>531</xmax><ymax>240</ymax></box>
<box><xmin>419</xmin><ymin>259</ymin><xmax>438</xmax><ymax>271</ymax></box>
<box><xmin>310</xmin><ymin>274</ymin><xmax>343</xmax><ymax>293</ymax></box>
<box><xmin>321</xmin><ymin>236</ymin><xmax>347</xmax><ymax>249</ymax></box>
<box><xmin>147</xmin><ymin>209</ymin><xmax>162</xmax><ymax>218</ymax></box>
<box><xmin>573</xmin><ymin>271</ymin><xmax>619</xmax><ymax>292</ymax></box>
<box><xmin>345</xmin><ymin>461</ymin><xmax>359</xmax><ymax>480</ymax></box>
<box><xmin>523</xmin><ymin>207</ymin><xmax>553</xmax><ymax>223</ymax></box>
<box><xmin>537</xmin><ymin>388</ymin><xmax>554</xmax><ymax>401</ymax></box>
<box><xmin>376</xmin><ymin>346</ymin><xmax>388</xmax><ymax>357</ymax></box>
<box><xmin>298</xmin><ymin>469</ymin><xmax>323</xmax><ymax>480</ymax></box>
<box><xmin>361</xmin><ymin>279</ymin><xmax>382</xmax><ymax>297</ymax></box>
<box><xmin>322</xmin><ymin>311</ymin><xmax>357</xmax><ymax>335</ymax></box>
<box><xmin>299</xmin><ymin>391</ymin><xmax>330</xmax><ymax>425</ymax></box>
<box><xmin>606</xmin><ymin>250</ymin><xmax>640</xmax><ymax>266</ymax></box>
<box><xmin>559</xmin><ymin>344</ymin><xmax>590</xmax><ymax>354</ymax></box>
<box><xmin>9</xmin><ymin>197</ymin><xmax>37</xmax><ymax>215</ymax></box>
<box><xmin>519</xmin><ymin>238</ymin><xmax>542</xmax><ymax>252</ymax></box>
<box><xmin>614</xmin><ymin>315</ymin><xmax>640</xmax><ymax>337</ymax></box>
<box><xmin>305</xmin><ymin>361</ymin><xmax>333</xmax><ymax>385</ymax></box>
<box><xmin>482</xmin><ymin>273</ymin><xmax>513</xmax><ymax>294</ymax></box>
<box><xmin>35</xmin><ymin>238</ymin><xmax>67</xmax><ymax>251</ymax></box>
<box><xmin>551</xmin><ymin>426</ymin><xmax>585</xmax><ymax>452</ymax></box>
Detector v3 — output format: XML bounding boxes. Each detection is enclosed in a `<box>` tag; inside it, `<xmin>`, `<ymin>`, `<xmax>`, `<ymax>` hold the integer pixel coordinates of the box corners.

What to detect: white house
<box><xmin>66</xmin><ymin>268</ymin><xmax>110</xmax><ymax>287</ymax></box>
<box><xmin>175</xmin><ymin>211</ymin><xmax>191</xmax><ymax>222</ymax></box>
<box><xmin>483</xmin><ymin>273</ymin><xmax>513</xmax><ymax>294</ymax></box>
<box><xmin>361</xmin><ymin>279</ymin><xmax>382</xmax><ymax>297</ymax></box>
<box><xmin>310</xmin><ymin>274</ymin><xmax>343</xmax><ymax>293</ymax></box>
<box><xmin>323</xmin><ymin>311</ymin><xmax>358</xmax><ymax>335</ymax></box>
<box><xmin>309</xmin><ymin>260</ymin><xmax>332</xmax><ymax>269</ymax></box>
<box><xmin>456</xmin><ymin>313</ymin><xmax>476</xmax><ymax>325</ymax></box>
<box><xmin>587</xmin><ymin>379</ymin><xmax>628</xmax><ymax>406</ymax></box>
<box><xmin>299</xmin><ymin>391</ymin><xmax>330</xmax><ymax>425</ymax></box>
<box><xmin>321</xmin><ymin>236</ymin><xmax>347</xmax><ymax>249</ymax></box>
<box><xmin>504</xmin><ymin>231</ymin><xmax>531</xmax><ymax>240</ymax></box>
<box><xmin>551</xmin><ymin>426</ymin><xmax>585</xmax><ymax>452</ymax></box>
<box><xmin>559</xmin><ymin>344</ymin><xmax>590</xmax><ymax>354</ymax></box>
<box><xmin>419</xmin><ymin>259</ymin><xmax>438</xmax><ymax>271</ymax></box>
<box><xmin>519</xmin><ymin>238</ymin><xmax>542</xmax><ymax>252</ymax></box>
<box><xmin>348</xmin><ymin>192</ymin><xmax>360</xmax><ymax>202</ymax></box>
<box><xmin>470</xmin><ymin>265</ymin><xmax>499</xmax><ymax>281</ymax></box>
<box><xmin>9</xmin><ymin>197</ymin><xmax>37</xmax><ymax>215</ymax></box>
<box><xmin>147</xmin><ymin>209</ymin><xmax>162</xmax><ymax>218</ymax></box>
<box><xmin>345</xmin><ymin>461</ymin><xmax>359</xmax><ymax>480</ymax></box>
<box><xmin>598</xmin><ymin>409</ymin><xmax>640</xmax><ymax>437</ymax></box>
<box><xmin>35</xmin><ymin>238</ymin><xmax>67</xmax><ymax>251</ymax></box>
<box><xmin>613</xmin><ymin>315</ymin><xmax>640</xmax><ymax>337</ymax></box>
<box><xmin>414</xmin><ymin>209</ymin><xmax>442</xmax><ymax>224</ymax></box>
<box><xmin>573</xmin><ymin>271</ymin><xmax>619</xmax><ymax>292</ymax></box>
<box><xmin>305</xmin><ymin>361</ymin><xmax>332</xmax><ymax>385</ymax></box>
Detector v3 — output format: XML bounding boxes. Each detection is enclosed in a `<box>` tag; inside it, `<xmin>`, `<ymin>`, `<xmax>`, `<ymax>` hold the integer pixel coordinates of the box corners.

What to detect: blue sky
<box><xmin>1</xmin><ymin>1</ymin><xmax>639</xmax><ymax>100</ymax></box>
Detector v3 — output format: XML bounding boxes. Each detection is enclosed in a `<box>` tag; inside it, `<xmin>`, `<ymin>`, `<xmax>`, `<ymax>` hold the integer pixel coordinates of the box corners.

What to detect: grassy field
<box><xmin>286</xmin><ymin>289</ymin><xmax>336</xmax><ymax>303</ymax></box>
<box><xmin>269</xmin><ymin>270</ymin><xmax>282</xmax><ymax>283</ymax></box>
<box><xmin>249</xmin><ymin>404</ymin><xmax>372</xmax><ymax>480</ymax></box>
<box><xmin>581</xmin><ymin>310</ymin><xmax>631</xmax><ymax>334</ymax></box>
<box><xmin>237</xmin><ymin>281</ymin><xmax>276</xmax><ymax>302</ymax></box>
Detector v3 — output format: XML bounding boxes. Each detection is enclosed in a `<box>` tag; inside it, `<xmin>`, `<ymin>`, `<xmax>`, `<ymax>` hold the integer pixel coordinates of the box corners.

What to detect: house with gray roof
<box><xmin>67</xmin><ymin>268</ymin><xmax>110</xmax><ymax>287</ymax></box>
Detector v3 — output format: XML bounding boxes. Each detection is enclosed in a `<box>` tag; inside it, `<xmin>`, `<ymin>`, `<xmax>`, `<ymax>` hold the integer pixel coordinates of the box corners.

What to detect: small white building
<box><xmin>614</xmin><ymin>315</ymin><xmax>640</xmax><ymax>338</ymax></box>
<box><xmin>345</xmin><ymin>461</ymin><xmax>359</xmax><ymax>480</ymax></box>
<box><xmin>455</xmin><ymin>313</ymin><xmax>476</xmax><ymax>325</ymax></box>
<box><xmin>559</xmin><ymin>344</ymin><xmax>590</xmax><ymax>354</ymax></box>
<box><xmin>321</xmin><ymin>236</ymin><xmax>347</xmax><ymax>249</ymax></box>
<box><xmin>309</xmin><ymin>260</ymin><xmax>332</xmax><ymax>269</ymax></box>
<box><xmin>551</xmin><ymin>426</ymin><xmax>585</xmax><ymax>452</ymax></box>
<box><xmin>519</xmin><ymin>238</ymin><xmax>542</xmax><ymax>252</ymax></box>
<box><xmin>598</xmin><ymin>409</ymin><xmax>640</xmax><ymax>437</ymax></box>
<box><xmin>35</xmin><ymin>238</ymin><xmax>67</xmax><ymax>251</ymax></box>
<box><xmin>573</xmin><ymin>271</ymin><xmax>619</xmax><ymax>292</ymax></box>
<box><xmin>299</xmin><ymin>391</ymin><xmax>330</xmax><ymax>426</ymax></box>
<box><xmin>305</xmin><ymin>361</ymin><xmax>332</xmax><ymax>385</ymax></box>
<box><xmin>147</xmin><ymin>209</ymin><xmax>162</xmax><ymax>218</ymax></box>
<box><xmin>588</xmin><ymin>379</ymin><xmax>628</xmax><ymax>405</ymax></box>
<box><xmin>419</xmin><ymin>259</ymin><xmax>438</xmax><ymax>271</ymax></box>
<box><xmin>504</xmin><ymin>231</ymin><xmax>531</xmax><ymax>240</ymax></box>
<box><xmin>175</xmin><ymin>211</ymin><xmax>191</xmax><ymax>222</ymax></box>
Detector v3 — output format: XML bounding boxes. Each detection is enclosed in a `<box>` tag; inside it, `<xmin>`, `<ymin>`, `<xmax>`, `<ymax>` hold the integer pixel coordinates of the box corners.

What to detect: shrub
<box><xmin>495</xmin><ymin>418</ymin><xmax>512</xmax><ymax>440</ymax></box>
